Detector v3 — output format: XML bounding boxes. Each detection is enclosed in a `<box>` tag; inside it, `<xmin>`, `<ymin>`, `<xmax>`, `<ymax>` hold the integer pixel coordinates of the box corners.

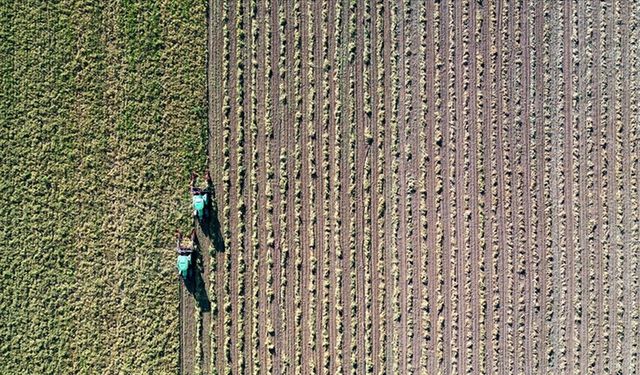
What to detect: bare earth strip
<box><xmin>353</xmin><ymin>0</ymin><xmax>368</xmax><ymax>371</ymax></box>
<box><xmin>180</xmin><ymin>282</ymin><xmax>197</xmax><ymax>375</ymax></box>
<box><xmin>204</xmin><ymin>1</ymin><xmax>640</xmax><ymax>374</ymax></box>
<box><xmin>520</xmin><ymin>2</ymin><xmax>533</xmax><ymax>373</ymax></box>
<box><xmin>396</xmin><ymin>0</ymin><xmax>409</xmax><ymax>372</ymax></box>
<box><xmin>453</xmin><ymin>1</ymin><xmax>467</xmax><ymax>373</ymax></box>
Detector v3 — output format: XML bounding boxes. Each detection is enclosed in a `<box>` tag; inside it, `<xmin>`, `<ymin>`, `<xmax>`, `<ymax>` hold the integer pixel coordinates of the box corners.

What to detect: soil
<box><xmin>193</xmin><ymin>0</ymin><xmax>640</xmax><ymax>374</ymax></box>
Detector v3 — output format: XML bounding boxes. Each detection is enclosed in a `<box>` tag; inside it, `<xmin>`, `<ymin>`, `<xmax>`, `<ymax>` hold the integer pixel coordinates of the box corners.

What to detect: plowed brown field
<box><xmin>183</xmin><ymin>0</ymin><xmax>640</xmax><ymax>373</ymax></box>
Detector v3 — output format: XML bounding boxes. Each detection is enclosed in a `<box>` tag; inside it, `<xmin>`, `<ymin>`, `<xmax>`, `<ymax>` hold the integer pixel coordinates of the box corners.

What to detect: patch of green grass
<box><xmin>0</xmin><ymin>0</ymin><xmax>206</xmax><ymax>372</ymax></box>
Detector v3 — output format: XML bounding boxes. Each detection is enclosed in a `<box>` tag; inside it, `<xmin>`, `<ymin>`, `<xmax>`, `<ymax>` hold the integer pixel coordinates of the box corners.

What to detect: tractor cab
<box><xmin>175</xmin><ymin>230</ymin><xmax>196</xmax><ymax>281</ymax></box>
<box><xmin>190</xmin><ymin>171</ymin><xmax>212</xmax><ymax>222</ymax></box>
<box><xmin>192</xmin><ymin>193</ymin><xmax>208</xmax><ymax>220</ymax></box>
<box><xmin>176</xmin><ymin>251</ymin><xmax>192</xmax><ymax>279</ymax></box>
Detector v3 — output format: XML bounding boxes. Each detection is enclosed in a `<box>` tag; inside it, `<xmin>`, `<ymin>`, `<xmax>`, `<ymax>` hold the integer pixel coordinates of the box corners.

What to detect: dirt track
<box><xmin>179</xmin><ymin>280</ymin><xmax>196</xmax><ymax>375</ymax></box>
<box><xmin>196</xmin><ymin>0</ymin><xmax>640</xmax><ymax>374</ymax></box>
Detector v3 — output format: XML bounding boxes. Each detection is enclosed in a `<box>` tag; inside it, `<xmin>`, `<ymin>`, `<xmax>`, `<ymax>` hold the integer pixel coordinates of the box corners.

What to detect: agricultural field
<box><xmin>195</xmin><ymin>0</ymin><xmax>640</xmax><ymax>374</ymax></box>
<box><xmin>1</xmin><ymin>0</ymin><xmax>639</xmax><ymax>374</ymax></box>
<box><xmin>0</xmin><ymin>0</ymin><xmax>206</xmax><ymax>373</ymax></box>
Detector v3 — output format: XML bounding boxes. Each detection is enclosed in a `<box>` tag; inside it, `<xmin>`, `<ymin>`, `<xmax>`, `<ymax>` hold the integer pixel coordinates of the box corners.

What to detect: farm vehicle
<box><xmin>176</xmin><ymin>171</ymin><xmax>213</xmax><ymax>283</ymax></box>
<box><xmin>176</xmin><ymin>229</ymin><xmax>197</xmax><ymax>281</ymax></box>
<box><xmin>190</xmin><ymin>171</ymin><xmax>212</xmax><ymax>223</ymax></box>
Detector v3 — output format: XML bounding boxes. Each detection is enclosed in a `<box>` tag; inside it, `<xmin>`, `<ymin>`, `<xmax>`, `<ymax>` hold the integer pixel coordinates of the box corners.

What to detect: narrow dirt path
<box><xmin>312</xmin><ymin>0</ymin><xmax>327</xmax><ymax>372</ymax></box>
<box><xmin>180</xmin><ymin>282</ymin><xmax>197</xmax><ymax>375</ymax></box>
<box><xmin>298</xmin><ymin>0</ymin><xmax>313</xmax><ymax>372</ymax></box>
<box><xmin>562</xmin><ymin>3</ymin><xmax>577</xmax><ymax>373</ymax></box>
<box><xmin>438</xmin><ymin>2</ymin><xmax>453</xmax><ymax>373</ymax></box>
<box><xmin>520</xmin><ymin>2</ymin><xmax>533</xmax><ymax>373</ymax></box>
<box><xmin>424</xmin><ymin>1</ymin><xmax>437</xmax><ymax>373</ymax></box>
<box><xmin>207</xmin><ymin>0</ymin><xmax>225</xmax><ymax>373</ymax></box>
<box><xmin>468</xmin><ymin>0</ymin><xmax>481</xmax><ymax>372</ymax></box>
<box><xmin>254</xmin><ymin>1</ymin><xmax>270</xmax><ymax>374</ymax></box>
<box><xmin>283</xmin><ymin>0</ymin><xmax>298</xmax><ymax>369</ymax></box>
<box><xmin>199</xmin><ymin>230</ymin><xmax>212</xmax><ymax>375</ymax></box>
<box><xmin>395</xmin><ymin>0</ymin><xmax>409</xmax><ymax>372</ymax></box>
<box><xmin>368</xmin><ymin>2</ymin><xmax>382</xmax><ymax>373</ymax></box>
<box><xmin>620</xmin><ymin>3</ymin><xmax>633</xmax><ymax>373</ymax></box>
<box><xmin>326</xmin><ymin>1</ymin><xmax>339</xmax><ymax>372</ymax></box>
<box><xmin>548</xmin><ymin>1</ymin><xmax>560</xmax><ymax>370</ymax></box>
<box><xmin>576</xmin><ymin>1</ymin><xmax>590</xmax><ymax>373</ymax></box>
<box><xmin>227</xmin><ymin>1</ymin><xmax>241</xmax><ymax>373</ymax></box>
<box><xmin>268</xmin><ymin>0</ymin><xmax>284</xmax><ymax>372</ymax></box>
<box><xmin>407</xmin><ymin>0</ymin><xmax>424</xmax><ymax>370</ymax></box>
<box><xmin>605</xmin><ymin>1</ymin><xmax>619</xmax><ymax>370</ymax></box>
<box><xmin>533</xmin><ymin>2</ymin><xmax>547</xmax><ymax>373</ymax></box>
<box><xmin>453</xmin><ymin>1</ymin><xmax>467</xmax><ymax>373</ymax></box>
<box><xmin>241</xmin><ymin>0</ymin><xmax>256</xmax><ymax>372</ymax></box>
<box><xmin>202</xmin><ymin>0</ymin><xmax>219</xmax><ymax>373</ymax></box>
<box><xmin>480</xmin><ymin>2</ymin><xmax>496</xmax><ymax>372</ymax></box>
<box><xmin>338</xmin><ymin>0</ymin><xmax>352</xmax><ymax>371</ymax></box>
<box><xmin>381</xmin><ymin>0</ymin><xmax>394</xmax><ymax>372</ymax></box>
<box><xmin>353</xmin><ymin>0</ymin><xmax>368</xmax><ymax>370</ymax></box>
<box><xmin>494</xmin><ymin>3</ymin><xmax>513</xmax><ymax>374</ymax></box>
<box><xmin>505</xmin><ymin>3</ymin><xmax>518</xmax><ymax>372</ymax></box>
<box><xmin>592</xmin><ymin>3</ymin><xmax>605</xmax><ymax>373</ymax></box>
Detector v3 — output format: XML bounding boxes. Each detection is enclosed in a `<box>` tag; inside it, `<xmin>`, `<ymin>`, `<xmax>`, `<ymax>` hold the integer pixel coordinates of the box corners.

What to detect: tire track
<box><xmin>247</xmin><ymin>0</ymin><xmax>263</xmax><ymax>366</ymax></box>
<box><xmin>216</xmin><ymin>0</ymin><xmax>233</xmax><ymax>373</ymax></box>
<box><xmin>453</xmin><ymin>0</ymin><xmax>467</xmax><ymax>373</ymax></box>
<box><xmin>208</xmin><ymin>0</ymin><xmax>227</xmax><ymax>373</ymax></box>
<box><xmin>205</xmin><ymin>0</ymin><xmax>222</xmax><ymax>371</ymax></box>
<box><xmin>407</xmin><ymin>0</ymin><xmax>424</xmax><ymax>370</ymax></box>
<box><xmin>228</xmin><ymin>0</ymin><xmax>242</xmax><ymax>372</ymax></box>
<box><xmin>630</xmin><ymin>4</ymin><xmax>640</xmax><ymax>372</ymax></box>
<box><xmin>438</xmin><ymin>1</ymin><xmax>453</xmax><ymax>373</ymax></box>
<box><xmin>283</xmin><ymin>0</ymin><xmax>298</xmax><ymax>369</ymax></box>
<box><xmin>239</xmin><ymin>1</ymin><xmax>253</xmax><ymax>372</ymax></box>
<box><xmin>605</xmin><ymin>1</ymin><xmax>619</xmax><ymax>371</ymax></box>
<box><xmin>468</xmin><ymin>0</ymin><xmax>481</xmax><ymax>372</ymax></box>
<box><xmin>328</xmin><ymin>0</ymin><xmax>341</xmax><ymax>374</ymax></box>
<box><xmin>620</xmin><ymin>2</ymin><xmax>633</xmax><ymax>372</ymax></box>
<box><xmin>200</xmin><ymin>233</ymin><xmax>212</xmax><ymax>375</ymax></box>
<box><xmin>548</xmin><ymin>1</ymin><xmax>564</xmax><ymax>370</ymax></box>
<box><xmin>562</xmin><ymin>3</ymin><xmax>577</xmax><ymax>373</ymax></box>
<box><xmin>268</xmin><ymin>0</ymin><xmax>283</xmax><ymax>373</ymax></box>
<box><xmin>381</xmin><ymin>0</ymin><xmax>393</xmax><ymax>372</ymax></box>
<box><xmin>395</xmin><ymin>0</ymin><xmax>409</xmax><ymax>371</ymax></box>
<box><xmin>368</xmin><ymin>2</ymin><xmax>383</xmax><ymax>373</ymax></box>
<box><xmin>337</xmin><ymin>0</ymin><xmax>353</xmax><ymax>371</ymax></box>
<box><xmin>424</xmin><ymin>1</ymin><xmax>437</xmax><ymax>372</ymax></box>
<box><xmin>505</xmin><ymin>2</ymin><xmax>519</xmax><ymax>372</ymax></box>
<box><xmin>593</xmin><ymin>2</ymin><xmax>605</xmax><ymax>373</ymax></box>
<box><xmin>254</xmin><ymin>0</ymin><xmax>269</xmax><ymax>372</ymax></box>
<box><xmin>181</xmin><ymin>282</ymin><xmax>197</xmax><ymax>374</ymax></box>
<box><xmin>311</xmin><ymin>0</ymin><xmax>327</xmax><ymax>371</ymax></box>
<box><xmin>298</xmin><ymin>0</ymin><xmax>313</xmax><ymax>372</ymax></box>
<box><xmin>494</xmin><ymin>1</ymin><xmax>510</xmax><ymax>374</ymax></box>
<box><xmin>533</xmin><ymin>1</ymin><xmax>548</xmax><ymax>373</ymax></box>
<box><xmin>353</xmin><ymin>0</ymin><xmax>368</xmax><ymax>371</ymax></box>
<box><xmin>520</xmin><ymin>1</ymin><xmax>534</xmax><ymax>373</ymax></box>
<box><xmin>576</xmin><ymin>1</ymin><xmax>590</xmax><ymax>373</ymax></box>
<box><xmin>480</xmin><ymin>1</ymin><xmax>496</xmax><ymax>372</ymax></box>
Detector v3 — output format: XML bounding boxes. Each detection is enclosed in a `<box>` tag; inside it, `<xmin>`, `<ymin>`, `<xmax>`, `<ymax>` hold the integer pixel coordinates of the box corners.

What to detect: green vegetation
<box><xmin>0</xmin><ymin>1</ymin><xmax>206</xmax><ymax>373</ymax></box>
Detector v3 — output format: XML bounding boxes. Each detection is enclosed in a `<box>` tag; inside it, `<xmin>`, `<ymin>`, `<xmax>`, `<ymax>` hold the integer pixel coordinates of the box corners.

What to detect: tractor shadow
<box><xmin>190</xmin><ymin>249</ymin><xmax>211</xmax><ymax>312</ymax></box>
<box><xmin>185</xmin><ymin>194</ymin><xmax>224</xmax><ymax>312</ymax></box>
<box><xmin>202</xmin><ymin>192</ymin><xmax>225</xmax><ymax>254</ymax></box>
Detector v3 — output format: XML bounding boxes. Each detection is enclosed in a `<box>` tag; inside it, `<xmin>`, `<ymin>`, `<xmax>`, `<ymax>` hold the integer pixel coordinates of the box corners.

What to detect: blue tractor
<box><xmin>176</xmin><ymin>230</ymin><xmax>196</xmax><ymax>281</ymax></box>
<box><xmin>190</xmin><ymin>171</ymin><xmax>212</xmax><ymax>223</ymax></box>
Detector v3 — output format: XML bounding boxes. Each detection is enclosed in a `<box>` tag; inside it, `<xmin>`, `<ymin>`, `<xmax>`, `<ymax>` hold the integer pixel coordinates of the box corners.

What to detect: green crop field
<box><xmin>0</xmin><ymin>0</ymin><xmax>206</xmax><ymax>373</ymax></box>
